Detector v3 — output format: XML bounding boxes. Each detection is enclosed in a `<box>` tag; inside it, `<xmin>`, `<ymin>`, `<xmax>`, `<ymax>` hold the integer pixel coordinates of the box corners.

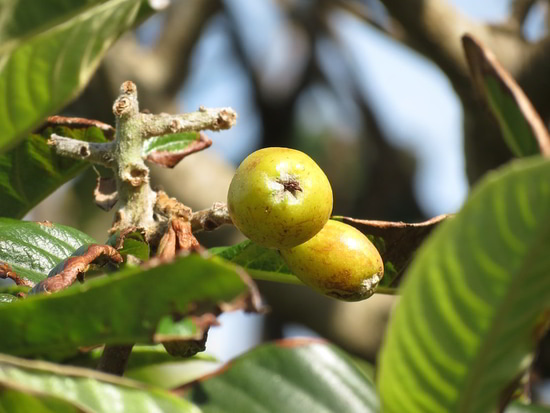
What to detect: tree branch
<box><xmin>48</xmin><ymin>134</ymin><xmax>116</xmax><ymax>167</ymax></box>
<box><xmin>141</xmin><ymin>107</ymin><xmax>237</xmax><ymax>138</ymax></box>
<box><xmin>508</xmin><ymin>0</ymin><xmax>537</xmax><ymax>31</ymax></box>
<box><xmin>191</xmin><ymin>202</ymin><xmax>233</xmax><ymax>233</ymax></box>
<box><xmin>333</xmin><ymin>0</ymin><xmax>406</xmax><ymax>42</ymax></box>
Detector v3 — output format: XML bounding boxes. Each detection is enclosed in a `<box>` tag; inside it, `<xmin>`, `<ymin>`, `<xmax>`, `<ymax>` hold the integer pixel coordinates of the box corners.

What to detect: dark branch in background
<box><xmin>508</xmin><ymin>0</ymin><xmax>537</xmax><ymax>32</ymax></box>
<box><xmin>223</xmin><ymin>2</ymin><xmax>323</xmax><ymax>151</ymax></box>
<box><xmin>154</xmin><ymin>0</ymin><xmax>222</xmax><ymax>96</ymax></box>
<box><xmin>66</xmin><ymin>0</ymin><xmax>222</xmax><ymax>121</ymax></box>
<box><xmin>333</xmin><ymin>0</ymin><xmax>406</xmax><ymax>42</ymax></box>
<box><xmin>344</xmin><ymin>0</ymin><xmax>550</xmax><ymax>183</ymax></box>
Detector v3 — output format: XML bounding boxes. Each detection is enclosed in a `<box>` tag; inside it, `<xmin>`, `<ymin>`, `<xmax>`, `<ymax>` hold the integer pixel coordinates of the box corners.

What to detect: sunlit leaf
<box><xmin>0</xmin><ymin>253</ymin><xmax>256</xmax><ymax>358</ymax></box>
<box><xmin>378</xmin><ymin>157</ymin><xmax>550</xmax><ymax>413</ymax></box>
<box><xmin>462</xmin><ymin>34</ymin><xmax>550</xmax><ymax>157</ymax></box>
<box><xmin>0</xmin><ymin>0</ymin><xmax>143</xmax><ymax>153</ymax></box>
<box><xmin>0</xmin><ymin>218</ymin><xmax>95</xmax><ymax>284</ymax></box>
<box><xmin>0</xmin><ymin>353</ymin><xmax>198</xmax><ymax>412</ymax></box>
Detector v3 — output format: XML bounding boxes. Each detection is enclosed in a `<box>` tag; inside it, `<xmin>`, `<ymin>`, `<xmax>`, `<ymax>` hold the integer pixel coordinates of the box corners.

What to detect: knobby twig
<box><xmin>48</xmin><ymin>135</ymin><xmax>116</xmax><ymax>168</ymax></box>
<box><xmin>141</xmin><ymin>106</ymin><xmax>237</xmax><ymax>138</ymax></box>
<box><xmin>191</xmin><ymin>202</ymin><xmax>233</xmax><ymax>233</ymax></box>
<box><xmin>47</xmin><ymin>81</ymin><xmax>237</xmax><ymax>236</ymax></box>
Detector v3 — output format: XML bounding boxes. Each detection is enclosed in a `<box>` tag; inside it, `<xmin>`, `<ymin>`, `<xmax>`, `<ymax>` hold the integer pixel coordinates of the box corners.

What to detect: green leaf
<box><xmin>0</xmin><ymin>386</ymin><xmax>86</xmax><ymax>413</ymax></box>
<box><xmin>185</xmin><ymin>338</ymin><xmax>379</xmax><ymax>412</ymax></box>
<box><xmin>505</xmin><ymin>402</ymin><xmax>550</xmax><ymax>413</ymax></box>
<box><xmin>0</xmin><ymin>254</ymin><xmax>254</xmax><ymax>357</ymax></box>
<box><xmin>0</xmin><ymin>0</ymin><xmax>143</xmax><ymax>153</ymax></box>
<box><xmin>0</xmin><ymin>0</ymin><xmax>104</xmax><ymax>53</ymax></box>
<box><xmin>462</xmin><ymin>34</ymin><xmax>550</xmax><ymax>157</ymax></box>
<box><xmin>107</xmin><ymin>230</ymin><xmax>150</xmax><ymax>261</ymax></box>
<box><xmin>378</xmin><ymin>157</ymin><xmax>550</xmax><ymax>413</ymax></box>
<box><xmin>0</xmin><ymin>353</ymin><xmax>199</xmax><ymax>412</ymax></box>
<box><xmin>0</xmin><ymin>124</ymin><xmax>110</xmax><ymax>218</ymax></box>
<box><xmin>0</xmin><ymin>293</ymin><xmax>18</xmax><ymax>304</ymax></box>
<box><xmin>211</xmin><ymin>240</ymin><xmax>302</xmax><ymax>285</ymax></box>
<box><xmin>119</xmin><ymin>233</ymin><xmax>150</xmax><ymax>261</ymax></box>
<box><xmin>142</xmin><ymin>132</ymin><xmax>211</xmax><ymax>168</ymax></box>
<box><xmin>66</xmin><ymin>345</ymin><xmax>217</xmax><ymax>371</ymax></box>
<box><xmin>0</xmin><ymin>218</ymin><xmax>95</xmax><ymax>284</ymax></box>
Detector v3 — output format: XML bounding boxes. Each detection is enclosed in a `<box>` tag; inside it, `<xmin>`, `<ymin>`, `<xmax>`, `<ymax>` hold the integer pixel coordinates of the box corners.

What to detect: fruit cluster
<box><xmin>227</xmin><ymin>147</ymin><xmax>384</xmax><ymax>301</ymax></box>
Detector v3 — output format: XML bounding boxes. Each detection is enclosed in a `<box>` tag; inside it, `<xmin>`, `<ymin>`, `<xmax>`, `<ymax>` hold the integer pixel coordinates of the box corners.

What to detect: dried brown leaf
<box><xmin>37</xmin><ymin>116</ymin><xmax>115</xmax><ymax>140</ymax></box>
<box><xmin>337</xmin><ymin>214</ymin><xmax>450</xmax><ymax>284</ymax></box>
<box><xmin>30</xmin><ymin>245</ymin><xmax>123</xmax><ymax>294</ymax></box>
<box><xmin>0</xmin><ymin>263</ymin><xmax>35</xmax><ymax>288</ymax></box>
<box><xmin>155</xmin><ymin>191</ymin><xmax>192</xmax><ymax>221</ymax></box>
<box><xmin>94</xmin><ymin>176</ymin><xmax>119</xmax><ymax>211</ymax></box>
<box><xmin>173</xmin><ymin>219</ymin><xmax>200</xmax><ymax>252</ymax></box>
<box><xmin>157</xmin><ymin>224</ymin><xmax>177</xmax><ymax>260</ymax></box>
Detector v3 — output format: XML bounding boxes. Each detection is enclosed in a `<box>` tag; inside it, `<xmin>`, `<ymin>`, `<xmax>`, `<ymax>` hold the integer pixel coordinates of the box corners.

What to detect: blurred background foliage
<box><xmin>27</xmin><ymin>0</ymin><xmax>550</xmax><ymax>382</ymax></box>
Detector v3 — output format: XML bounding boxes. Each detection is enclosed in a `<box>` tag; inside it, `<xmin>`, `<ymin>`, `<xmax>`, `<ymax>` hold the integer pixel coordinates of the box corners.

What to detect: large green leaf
<box><xmin>0</xmin><ymin>123</ymin><xmax>111</xmax><ymax>218</ymax></box>
<box><xmin>0</xmin><ymin>353</ymin><xmax>198</xmax><ymax>412</ymax></box>
<box><xmin>0</xmin><ymin>218</ymin><xmax>95</xmax><ymax>284</ymax></box>
<box><xmin>184</xmin><ymin>338</ymin><xmax>379</xmax><ymax>412</ymax></box>
<box><xmin>505</xmin><ymin>402</ymin><xmax>550</xmax><ymax>413</ymax></box>
<box><xmin>0</xmin><ymin>1</ymin><xmax>103</xmax><ymax>53</ymax></box>
<box><xmin>378</xmin><ymin>157</ymin><xmax>550</xmax><ymax>413</ymax></box>
<box><xmin>0</xmin><ymin>253</ymin><xmax>254</xmax><ymax>357</ymax></box>
<box><xmin>0</xmin><ymin>386</ymin><xmax>85</xmax><ymax>413</ymax></box>
<box><xmin>462</xmin><ymin>34</ymin><xmax>550</xmax><ymax>157</ymax></box>
<box><xmin>0</xmin><ymin>0</ymin><xmax>142</xmax><ymax>153</ymax></box>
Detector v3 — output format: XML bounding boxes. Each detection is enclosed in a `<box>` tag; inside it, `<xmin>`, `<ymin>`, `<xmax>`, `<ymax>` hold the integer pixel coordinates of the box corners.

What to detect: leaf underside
<box><xmin>378</xmin><ymin>157</ymin><xmax>550</xmax><ymax>413</ymax></box>
<box><xmin>0</xmin><ymin>353</ymin><xmax>198</xmax><ymax>413</ymax></box>
<box><xmin>462</xmin><ymin>34</ymin><xmax>550</xmax><ymax>157</ymax></box>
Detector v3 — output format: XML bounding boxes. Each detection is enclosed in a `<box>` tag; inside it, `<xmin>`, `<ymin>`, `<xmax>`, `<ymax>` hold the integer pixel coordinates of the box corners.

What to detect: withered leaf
<box><xmin>37</xmin><ymin>116</ymin><xmax>115</xmax><ymax>140</ymax></box>
<box><xmin>30</xmin><ymin>244</ymin><xmax>123</xmax><ymax>294</ymax></box>
<box><xmin>0</xmin><ymin>263</ymin><xmax>35</xmax><ymax>288</ymax></box>
<box><xmin>94</xmin><ymin>176</ymin><xmax>119</xmax><ymax>211</ymax></box>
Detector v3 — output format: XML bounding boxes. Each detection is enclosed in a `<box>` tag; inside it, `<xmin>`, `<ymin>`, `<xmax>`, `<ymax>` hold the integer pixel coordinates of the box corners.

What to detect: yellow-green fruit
<box><xmin>227</xmin><ymin>147</ymin><xmax>333</xmax><ymax>249</ymax></box>
<box><xmin>280</xmin><ymin>220</ymin><xmax>384</xmax><ymax>301</ymax></box>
